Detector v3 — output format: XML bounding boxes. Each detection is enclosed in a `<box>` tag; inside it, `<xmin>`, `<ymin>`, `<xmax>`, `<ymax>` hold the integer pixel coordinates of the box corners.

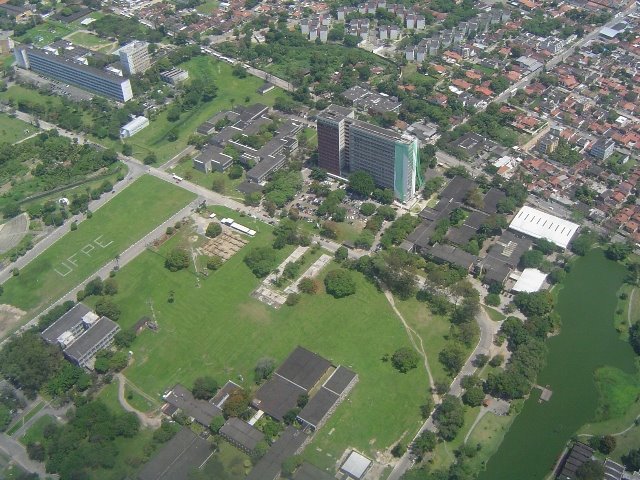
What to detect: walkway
<box><xmin>116</xmin><ymin>374</ymin><xmax>162</xmax><ymax>429</ymax></box>
<box><xmin>384</xmin><ymin>291</ymin><xmax>436</xmax><ymax>396</ymax></box>
<box><xmin>628</xmin><ymin>287</ymin><xmax>636</xmax><ymax>328</ymax></box>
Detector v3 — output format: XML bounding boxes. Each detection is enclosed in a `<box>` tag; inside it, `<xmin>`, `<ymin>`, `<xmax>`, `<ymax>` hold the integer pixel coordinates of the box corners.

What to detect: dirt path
<box><xmin>116</xmin><ymin>374</ymin><xmax>162</xmax><ymax>429</ymax></box>
<box><xmin>628</xmin><ymin>288</ymin><xmax>636</xmax><ymax>328</ymax></box>
<box><xmin>464</xmin><ymin>407</ymin><xmax>489</xmax><ymax>444</ymax></box>
<box><xmin>384</xmin><ymin>291</ymin><xmax>436</xmax><ymax>398</ymax></box>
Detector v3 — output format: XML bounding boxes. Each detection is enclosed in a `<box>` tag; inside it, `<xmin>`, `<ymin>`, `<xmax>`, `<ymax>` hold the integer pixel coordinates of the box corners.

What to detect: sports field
<box><xmin>0</xmin><ymin>113</ymin><xmax>35</xmax><ymax>144</ymax></box>
<box><xmin>115</xmin><ymin>56</ymin><xmax>282</xmax><ymax>163</ymax></box>
<box><xmin>107</xmin><ymin>207</ymin><xmax>429</xmax><ymax>467</ymax></box>
<box><xmin>67</xmin><ymin>31</ymin><xmax>114</xmax><ymax>49</ymax></box>
<box><xmin>1</xmin><ymin>175</ymin><xmax>195</xmax><ymax>316</ymax></box>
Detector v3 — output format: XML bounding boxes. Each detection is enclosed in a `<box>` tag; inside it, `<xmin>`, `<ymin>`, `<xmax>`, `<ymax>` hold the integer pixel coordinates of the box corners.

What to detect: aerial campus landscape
<box><xmin>0</xmin><ymin>0</ymin><xmax>640</xmax><ymax>480</ymax></box>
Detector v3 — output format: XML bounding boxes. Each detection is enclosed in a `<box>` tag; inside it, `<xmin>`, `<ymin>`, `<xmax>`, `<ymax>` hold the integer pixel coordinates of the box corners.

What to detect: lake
<box><xmin>478</xmin><ymin>249</ymin><xmax>637</xmax><ymax>480</ymax></box>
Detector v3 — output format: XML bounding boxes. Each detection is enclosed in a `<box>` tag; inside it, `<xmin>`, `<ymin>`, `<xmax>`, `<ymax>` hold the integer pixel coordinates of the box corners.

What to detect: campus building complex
<box><xmin>317</xmin><ymin>104</ymin><xmax>420</xmax><ymax>202</ymax></box>
<box><xmin>118</xmin><ymin>40</ymin><xmax>151</xmax><ymax>76</ymax></box>
<box><xmin>14</xmin><ymin>46</ymin><xmax>133</xmax><ymax>102</ymax></box>
<box><xmin>41</xmin><ymin>303</ymin><xmax>120</xmax><ymax>368</ymax></box>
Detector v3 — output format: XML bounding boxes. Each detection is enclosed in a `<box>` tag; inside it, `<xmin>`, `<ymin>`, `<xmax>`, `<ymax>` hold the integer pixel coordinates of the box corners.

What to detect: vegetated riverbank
<box><xmin>478</xmin><ymin>249</ymin><xmax>637</xmax><ymax>480</ymax></box>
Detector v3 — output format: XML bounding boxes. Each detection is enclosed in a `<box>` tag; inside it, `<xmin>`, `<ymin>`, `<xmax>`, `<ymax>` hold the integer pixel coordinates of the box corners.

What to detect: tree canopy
<box><xmin>324</xmin><ymin>269</ymin><xmax>356</xmax><ymax>298</ymax></box>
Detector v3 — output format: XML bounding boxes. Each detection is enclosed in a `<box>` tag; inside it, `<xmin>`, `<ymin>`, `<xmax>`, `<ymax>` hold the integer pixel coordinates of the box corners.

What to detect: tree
<box><xmin>360</xmin><ymin>202</ymin><xmax>376</xmax><ymax>216</ymax></box>
<box><xmin>94</xmin><ymin>297</ymin><xmax>121</xmax><ymax>320</ymax></box>
<box><xmin>84</xmin><ymin>277</ymin><xmax>104</xmax><ymax>296</ymax></box>
<box><xmin>348</xmin><ymin>171</ymin><xmax>376</xmax><ymax>197</ymax></box>
<box><xmin>520</xmin><ymin>249</ymin><xmax>544</xmax><ymax>269</ymax></box>
<box><xmin>391</xmin><ymin>347</ymin><xmax>419</xmax><ymax>373</ymax></box>
<box><xmin>254</xmin><ymin>357</ymin><xmax>275</xmax><ymax>383</ymax></box>
<box><xmin>298</xmin><ymin>277</ymin><xmax>318</xmax><ymax>294</ymax></box>
<box><xmin>210</xmin><ymin>416</ymin><xmax>225</xmax><ymax>434</ymax></box>
<box><xmin>207</xmin><ymin>256</ymin><xmax>223</xmax><ymax>271</ymax></box>
<box><xmin>591</xmin><ymin>435</ymin><xmax>616</xmax><ymax>454</ymax></box>
<box><xmin>324</xmin><ymin>269</ymin><xmax>356</xmax><ymax>298</ymax></box>
<box><xmin>109</xmin><ymin>351</ymin><xmax>129</xmax><ymax>371</ymax></box>
<box><xmin>206</xmin><ymin>222</ymin><xmax>222</xmax><ymax>238</ymax></box>
<box><xmin>114</xmin><ymin>330</ymin><xmax>135</xmax><ymax>348</ymax></box>
<box><xmin>144</xmin><ymin>152</ymin><xmax>157</xmax><ymax>165</ymax></box>
<box><xmin>335</xmin><ymin>246</ymin><xmax>348</xmax><ymax>261</ymax></box>
<box><xmin>605</xmin><ymin>242</ymin><xmax>633</xmax><ymax>262</ymax></box>
<box><xmin>623</xmin><ymin>448</ymin><xmax>640</xmax><ymax>471</ymax></box>
<box><xmin>165</xmin><ymin>248</ymin><xmax>190</xmax><ymax>272</ymax></box>
<box><xmin>26</xmin><ymin>442</ymin><xmax>45</xmax><ymax>462</ymax></box>
<box><xmin>193</xmin><ymin>376</ymin><xmax>218</xmax><ymax>400</ymax></box>
<box><xmin>434</xmin><ymin>395</ymin><xmax>464</xmax><ymax>441</ymax></box>
<box><xmin>412</xmin><ymin>430</ymin><xmax>437</xmax><ymax>456</ymax></box>
<box><xmin>103</xmin><ymin>278</ymin><xmax>118</xmax><ymax>296</ymax></box>
<box><xmin>286</xmin><ymin>293</ymin><xmax>300</xmax><ymax>306</ymax></box>
<box><xmin>439</xmin><ymin>343</ymin><xmax>466</xmax><ymax>375</ymax></box>
<box><xmin>228</xmin><ymin>164</ymin><xmax>243</xmax><ymax>179</ymax></box>
<box><xmin>575</xmin><ymin>460</ymin><xmax>604</xmax><ymax>480</ymax></box>
<box><xmin>391</xmin><ymin>443</ymin><xmax>406</xmax><ymax>458</ymax></box>
<box><xmin>630</xmin><ymin>322</ymin><xmax>640</xmax><ymax>354</ymax></box>
<box><xmin>343</xmin><ymin>34</ymin><xmax>360</xmax><ymax>47</ymax></box>
<box><xmin>3</xmin><ymin>201</ymin><xmax>21</xmax><ymax>219</ymax></box>
<box><xmin>485</xmin><ymin>293</ymin><xmax>500</xmax><ymax>306</ymax></box>
<box><xmin>548</xmin><ymin>268</ymin><xmax>566</xmax><ymax>285</ymax></box>
<box><xmin>514</xmin><ymin>291</ymin><xmax>554</xmax><ymax>317</ymax></box>
<box><xmin>223</xmin><ymin>389</ymin><xmax>250</xmax><ymax>418</ymax></box>
<box><xmin>244</xmin><ymin>247</ymin><xmax>278</xmax><ymax>278</ymax></box>
<box><xmin>489</xmin><ymin>354</ymin><xmax>504</xmax><ymax>367</ymax></box>
<box><xmin>462</xmin><ymin>386</ymin><xmax>485</xmax><ymax>407</ymax></box>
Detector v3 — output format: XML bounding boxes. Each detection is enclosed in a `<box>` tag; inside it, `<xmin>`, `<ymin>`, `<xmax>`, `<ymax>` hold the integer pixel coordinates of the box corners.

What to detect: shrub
<box><xmin>324</xmin><ymin>269</ymin><xmax>356</xmax><ymax>298</ymax></box>
<box><xmin>391</xmin><ymin>347</ymin><xmax>419</xmax><ymax>373</ymax></box>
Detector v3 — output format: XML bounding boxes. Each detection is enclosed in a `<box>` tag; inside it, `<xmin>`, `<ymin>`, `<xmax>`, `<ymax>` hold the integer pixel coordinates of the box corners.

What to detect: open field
<box><xmin>0</xmin><ymin>113</ymin><xmax>36</xmax><ymax>144</ymax></box>
<box><xmin>0</xmin><ymin>85</ymin><xmax>65</xmax><ymax>111</ymax></box>
<box><xmin>196</xmin><ymin>0</ymin><xmax>219</xmax><ymax>13</ymax></box>
<box><xmin>105</xmin><ymin>206</ymin><xmax>428</xmax><ymax>468</ymax></box>
<box><xmin>17</xmin><ymin>21</ymin><xmax>76</xmax><ymax>46</ymax></box>
<box><xmin>464</xmin><ymin>412</ymin><xmax>515</xmax><ymax>472</ymax></box>
<box><xmin>393</xmin><ymin>296</ymin><xmax>472</xmax><ymax>386</ymax></box>
<box><xmin>0</xmin><ymin>175</ymin><xmax>196</xmax><ymax>317</ymax></box>
<box><xmin>67</xmin><ymin>31</ymin><xmax>113</xmax><ymax>49</ymax></box>
<box><xmin>114</xmin><ymin>56</ymin><xmax>282</xmax><ymax>163</ymax></box>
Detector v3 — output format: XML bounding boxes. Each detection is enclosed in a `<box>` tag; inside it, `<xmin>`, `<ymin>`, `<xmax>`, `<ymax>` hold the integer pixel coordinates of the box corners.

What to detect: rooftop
<box><xmin>292</xmin><ymin>462</ymin><xmax>334</xmax><ymax>480</ymax></box>
<box><xmin>41</xmin><ymin>303</ymin><xmax>91</xmax><ymax>344</ymax></box>
<box><xmin>276</xmin><ymin>346</ymin><xmax>332</xmax><ymax>391</ymax></box>
<box><xmin>220</xmin><ymin>417</ymin><xmax>264</xmax><ymax>451</ymax></box>
<box><xmin>163</xmin><ymin>384</ymin><xmax>221</xmax><ymax>426</ymax></box>
<box><xmin>509</xmin><ymin>206</ymin><xmax>579</xmax><ymax>249</ymax></box>
<box><xmin>340</xmin><ymin>451</ymin><xmax>372</xmax><ymax>479</ymax></box>
<box><xmin>323</xmin><ymin>365</ymin><xmax>357</xmax><ymax>395</ymax></box>
<box><xmin>138</xmin><ymin>427</ymin><xmax>212</xmax><ymax>480</ymax></box>
<box><xmin>297</xmin><ymin>387</ymin><xmax>339</xmax><ymax>428</ymax></box>
<box><xmin>246</xmin><ymin>426</ymin><xmax>308</xmax><ymax>480</ymax></box>
<box><xmin>63</xmin><ymin>316</ymin><xmax>119</xmax><ymax>361</ymax></box>
<box><xmin>512</xmin><ymin>268</ymin><xmax>547</xmax><ymax>293</ymax></box>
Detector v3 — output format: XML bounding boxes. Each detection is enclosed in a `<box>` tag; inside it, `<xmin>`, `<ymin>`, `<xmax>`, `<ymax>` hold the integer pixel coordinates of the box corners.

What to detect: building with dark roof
<box><xmin>41</xmin><ymin>303</ymin><xmax>92</xmax><ymax>345</ymax></box>
<box><xmin>41</xmin><ymin>303</ymin><xmax>120</xmax><ymax>368</ymax></box>
<box><xmin>440</xmin><ymin>176</ymin><xmax>476</xmax><ymax>203</ymax></box>
<box><xmin>252</xmin><ymin>375</ymin><xmax>306</xmax><ymax>422</ymax></box>
<box><xmin>138</xmin><ymin>427</ymin><xmax>212</xmax><ymax>480</ymax></box>
<box><xmin>162</xmin><ymin>384</ymin><xmax>221</xmax><ymax>427</ymax></box>
<box><xmin>276</xmin><ymin>346</ymin><xmax>332</xmax><ymax>391</ymax></box>
<box><xmin>246</xmin><ymin>426</ymin><xmax>309</xmax><ymax>480</ymax></box>
<box><xmin>193</xmin><ymin>145</ymin><xmax>233</xmax><ymax>173</ymax></box>
<box><xmin>293</xmin><ymin>462</ymin><xmax>334</xmax><ymax>480</ymax></box>
<box><xmin>297</xmin><ymin>387</ymin><xmax>338</xmax><ymax>431</ymax></box>
<box><xmin>219</xmin><ymin>418</ymin><xmax>264</xmax><ymax>454</ymax></box>
<box><xmin>64</xmin><ymin>317</ymin><xmax>120</xmax><ymax>367</ymax></box>
<box><xmin>15</xmin><ymin>46</ymin><xmax>133</xmax><ymax>102</ymax></box>
<box><xmin>557</xmin><ymin>442</ymin><xmax>595</xmax><ymax>480</ymax></box>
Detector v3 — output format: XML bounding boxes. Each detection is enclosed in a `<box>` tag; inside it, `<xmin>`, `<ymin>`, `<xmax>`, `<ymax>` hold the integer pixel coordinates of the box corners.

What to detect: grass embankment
<box><xmin>1</xmin><ymin>175</ymin><xmax>195</xmax><ymax>316</ymax></box>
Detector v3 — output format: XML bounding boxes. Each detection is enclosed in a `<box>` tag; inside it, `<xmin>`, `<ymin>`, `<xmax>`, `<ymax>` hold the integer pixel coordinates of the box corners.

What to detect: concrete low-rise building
<box><xmin>120</xmin><ymin>116</ymin><xmax>149</xmax><ymax>138</ymax></box>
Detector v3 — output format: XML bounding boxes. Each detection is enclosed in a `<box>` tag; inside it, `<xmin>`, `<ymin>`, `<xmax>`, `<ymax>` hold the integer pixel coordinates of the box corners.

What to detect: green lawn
<box><xmin>17</xmin><ymin>21</ymin><xmax>76</xmax><ymax>46</ymax></box>
<box><xmin>19</xmin><ymin>414</ymin><xmax>57</xmax><ymax>446</ymax></box>
<box><xmin>1</xmin><ymin>175</ymin><xmax>196</xmax><ymax>317</ymax></box>
<box><xmin>116</xmin><ymin>56</ymin><xmax>282</xmax><ymax>163</ymax></box>
<box><xmin>0</xmin><ymin>113</ymin><xmax>36</xmax><ymax>144</ymax></box>
<box><xmin>196</xmin><ymin>0</ymin><xmax>219</xmax><ymax>13</ymax></box>
<box><xmin>483</xmin><ymin>306</ymin><xmax>505</xmax><ymax>322</ymax></box>
<box><xmin>67</xmin><ymin>31</ymin><xmax>112</xmax><ymax>49</ymax></box>
<box><xmin>393</xmin><ymin>296</ymin><xmax>468</xmax><ymax>386</ymax></box>
<box><xmin>464</xmin><ymin>412</ymin><xmax>515</xmax><ymax>472</ymax></box>
<box><xmin>0</xmin><ymin>84</ymin><xmax>65</xmax><ymax>111</ymax></box>
<box><xmin>429</xmin><ymin>406</ymin><xmax>481</xmax><ymax>471</ymax></box>
<box><xmin>6</xmin><ymin>401</ymin><xmax>45</xmax><ymax>436</ymax></box>
<box><xmin>105</xmin><ymin>207</ymin><xmax>428</xmax><ymax>467</ymax></box>
<box><xmin>202</xmin><ymin>441</ymin><xmax>250</xmax><ymax>479</ymax></box>
<box><xmin>125</xmin><ymin>384</ymin><xmax>157</xmax><ymax>413</ymax></box>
